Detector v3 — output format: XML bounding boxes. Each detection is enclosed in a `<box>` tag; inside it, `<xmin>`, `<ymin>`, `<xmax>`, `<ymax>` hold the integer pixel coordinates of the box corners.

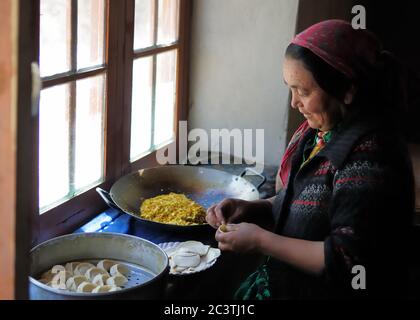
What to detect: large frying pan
<box><xmin>96</xmin><ymin>165</ymin><xmax>266</xmax><ymax>231</ymax></box>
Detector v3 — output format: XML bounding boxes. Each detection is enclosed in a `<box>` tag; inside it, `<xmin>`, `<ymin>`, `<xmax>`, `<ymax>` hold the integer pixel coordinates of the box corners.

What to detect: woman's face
<box><xmin>283</xmin><ymin>57</ymin><xmax>342</xmax><ymax>131</ymax></box>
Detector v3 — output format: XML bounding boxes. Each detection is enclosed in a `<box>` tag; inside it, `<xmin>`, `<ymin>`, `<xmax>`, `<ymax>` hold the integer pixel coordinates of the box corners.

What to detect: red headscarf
<box><xmin>291</xmin><ymin>19</ymin><xmax>382</xmax><ymax>80</ymax></box>
<box><xmin>278</xmin><ymin>19</ymin><xmax>383</xmax><ymax>188</ymax></box>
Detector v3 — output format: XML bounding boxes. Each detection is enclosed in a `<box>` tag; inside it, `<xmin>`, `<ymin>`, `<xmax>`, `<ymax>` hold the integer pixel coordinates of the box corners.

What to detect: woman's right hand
<box><xmin>205</xmin><ymin>198</ymin><xmax>273</xmax><ymax>229</ymax></box>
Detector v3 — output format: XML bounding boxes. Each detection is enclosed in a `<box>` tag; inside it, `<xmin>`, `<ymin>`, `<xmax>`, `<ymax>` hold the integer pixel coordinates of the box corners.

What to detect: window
<box><xmin>33</xmin><ymin>0</ymin><xmax>191</xmax><ymax>243</ymax></box>
<box><xmin>39</xmin><ymin>0</ymin><xmax>106</xmax><ymax>212</ymax></box>
<box><xmin>130</xmin><ymin>0</ymin><xmax>179</xmax><ymax>161</ymax></box>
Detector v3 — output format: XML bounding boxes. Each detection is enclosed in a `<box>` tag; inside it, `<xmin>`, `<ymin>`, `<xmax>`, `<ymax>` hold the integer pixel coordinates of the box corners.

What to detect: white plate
<box><xmin>158</xmin><ymin>241</ymin><xmax>219</xmax><ymax>275</ymax></box>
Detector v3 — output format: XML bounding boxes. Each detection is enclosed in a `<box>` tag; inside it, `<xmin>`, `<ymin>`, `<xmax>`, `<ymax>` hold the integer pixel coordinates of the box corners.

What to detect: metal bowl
<box><xmin>29</xmin><ymin>232</ymin><xmax>169</xmax><ymax>300</ymax></box>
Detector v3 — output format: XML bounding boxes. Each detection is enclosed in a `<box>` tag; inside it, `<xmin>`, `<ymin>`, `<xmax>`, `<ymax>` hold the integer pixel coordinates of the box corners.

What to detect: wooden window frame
<box><xmin>32</xmin><ymin>0</ymin><xmax>192</xmax><ymax>244</ymax></box>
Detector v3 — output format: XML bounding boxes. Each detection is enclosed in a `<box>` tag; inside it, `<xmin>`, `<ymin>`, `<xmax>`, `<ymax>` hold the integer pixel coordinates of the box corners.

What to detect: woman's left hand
<box><xmin>215</xmin><ymin>222</ymin><xmax>264</xmax><ymax>253</ymax></box>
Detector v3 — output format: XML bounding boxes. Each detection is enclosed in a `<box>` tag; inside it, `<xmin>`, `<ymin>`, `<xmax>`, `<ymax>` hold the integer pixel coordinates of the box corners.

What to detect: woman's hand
<box><xmin>215</xmin><ymin>223</ymin><xmax>264</xmax><ymax>253</ymax></box>
<box><xmin>205</xmin><ymin>198</ymin><xmax>249</xmax><ymax>228</ymax></box>
<box><xmin>205</xmin><ymin>198</ymin><xmax>273</xmax><ymax>229</ymax></box>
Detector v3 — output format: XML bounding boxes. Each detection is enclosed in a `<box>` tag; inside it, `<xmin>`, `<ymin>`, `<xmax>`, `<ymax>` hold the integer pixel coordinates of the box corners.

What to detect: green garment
<box><xmin>234</xmin><ymin>263</ymin><xmax>271</xmax><ymax>300</ymax></box>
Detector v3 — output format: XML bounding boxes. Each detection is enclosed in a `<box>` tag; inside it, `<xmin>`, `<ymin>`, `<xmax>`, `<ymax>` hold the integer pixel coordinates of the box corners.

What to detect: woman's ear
<box><xmin>344</xmin><ymin>85</ymin><xmax>357</xmax><ymax>105</ymax></box>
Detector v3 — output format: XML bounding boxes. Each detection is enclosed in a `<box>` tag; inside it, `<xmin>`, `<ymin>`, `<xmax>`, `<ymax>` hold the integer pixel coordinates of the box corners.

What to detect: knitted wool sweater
<box><xmin>269</xmin><ymin>114</ymin><xmax>415</xmax><ymax>299</ymax></box>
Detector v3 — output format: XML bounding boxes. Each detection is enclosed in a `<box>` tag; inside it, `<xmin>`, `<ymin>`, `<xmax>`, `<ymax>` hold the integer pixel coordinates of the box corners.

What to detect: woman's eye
<box><xmin>297</xmin><ymin>90</ymin><xmax>307</xmax><ymax>97</ymax></box>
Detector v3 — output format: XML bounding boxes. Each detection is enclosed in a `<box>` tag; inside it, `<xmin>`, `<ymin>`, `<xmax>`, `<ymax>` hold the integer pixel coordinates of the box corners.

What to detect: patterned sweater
<box><xmin>269</xmin><ymin>114</ymin><xmax>415</xmax><ymax>299</ymax></box>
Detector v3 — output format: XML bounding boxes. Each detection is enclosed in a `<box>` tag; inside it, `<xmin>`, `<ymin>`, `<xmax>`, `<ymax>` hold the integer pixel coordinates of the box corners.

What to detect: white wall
<box><xmin>188</xmin><ymin>0</ymin><xmax>299</xmax><ymax>167</ymax></box>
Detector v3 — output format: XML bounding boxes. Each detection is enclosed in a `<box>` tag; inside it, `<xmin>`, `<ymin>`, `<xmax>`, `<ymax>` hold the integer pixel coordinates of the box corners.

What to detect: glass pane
<box><xmin>78</xmin><ymin>0</ymin><xmax>106</xmax><ymax>69</ymax></box>
<box><xmin>74</xmin><ymin>75</ymin><xmax>105</xmax><ymax>189</ymax></box>
<box><xmin>154</xmin><ymin>50</ymin><xmax>177</xmax><ymax>145</ymax></box>
<box><xmin>157</xmin><ymin>0</ymin><xmax>179</xmax><ymax>45</ymax></box>
<box><xmin>40</xmin><ymin>0</ymin><xmax>71</xmax><ymax>77</ymax></box>
<box><xmin>39</xmin><ymin>84</ymin><xmax>70</xmax><ymax>210</ymax></box>
<box><xmin>134</xmin><ymin>0</ymin><xmax>155</xmax><ymax>50</ymax></box>
<box><xmin>130</xmin><ymin>57</ymin><xmax>154</xmax><ymax>161</ymax></box>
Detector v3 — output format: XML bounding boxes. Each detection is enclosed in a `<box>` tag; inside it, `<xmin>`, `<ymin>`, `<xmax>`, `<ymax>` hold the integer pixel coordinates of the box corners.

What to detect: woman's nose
<box><xmin>290</xmin><ymin>93</ymin><xmax>301</xmax><ymax>109</ymax></box>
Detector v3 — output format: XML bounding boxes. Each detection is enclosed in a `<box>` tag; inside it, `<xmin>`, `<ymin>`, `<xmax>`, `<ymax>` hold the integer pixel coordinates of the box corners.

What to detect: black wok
<box><xmin>97</xmin><ymin>165</ymin><xmax>266</xmax><ymax>231</ymax></box>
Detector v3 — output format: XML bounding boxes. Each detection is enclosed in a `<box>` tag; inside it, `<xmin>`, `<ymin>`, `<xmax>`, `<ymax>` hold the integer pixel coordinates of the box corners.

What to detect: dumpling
<box><xmin>110</xmin><ymin>263</ymin><xmax>130</xmax><ymax>277</ymax></box>
<box><xmin>106</xmin><ymin>274</ymin><xmax>128</xmax><ymax>287</ymax></box>
<box><xmin>109</xmin><ymin>286</ymin><xmax>121</xmax><ymax>292</ymax></box>
<box><xmin>38</xmin><ymin>278</ymin><xmax>50</xmax><ymax>285</ymax></box>
<box><xmin>74</xmin><ymin>262</ymin><xmax>95</xmax><ymax>276</ymax></box>
<box><xmin>51</xmin><ymin>265</ymin><xmax>66</xmax><ymax>273</ymax></box>
<box><xmin>76</xmin><ymin>281</ymin><xmax>97</xmax><ymax>293</ymax></box>
<box><xmin>51</xmin><ymin>271</ymin><xmax>72</xmax><ymax>290</ymax></box>
<box><xmin>92</xmin><ymin>285</ymin><xmax>119</xmax><ymax>293</ymax></box>
<box><xmin>66</xmin><ymin>275</ymin><xmax>88</xmax><ymax>292</ymax></box>
<box><xmin>172</xmin><ymin>252</ymin><xmax>201</xmax><ymax>268</ymax></box>
<box><xmin>177</xmin><ymin>241</ymin><xmax>210</xmax><ymax>256</ymax></box>
<box><xmin>65</xmin><ymin>261</ymin><xmax>81</xmax><ymax>275</ymax></box>
<box><xmin>40</xmin><ymin>270</ymin><xmax>55</xmax><ymax>283</ymax></box>
<box><xmin>203</xmin><ymin>247</ymin><xmax>221</xmax><ymax>264</ymax></box>
<box><xmin>97</xmin><ymin>259</ymin><xmax>117</xmax><ymax>272</ymax></box>
<box><xmin>85</xmin><ymin>267</ymin><xmax>108</xmax><ymax>281</ymax></box>
<box><xmin>39</xmin><ymin>265</ymin><xmax>65</xmax><ymax>283</ymax></box>
<box><xmin>92</xmin><ymin>273</ymin><xmax>110</xmax><ymax>286</ymax></box>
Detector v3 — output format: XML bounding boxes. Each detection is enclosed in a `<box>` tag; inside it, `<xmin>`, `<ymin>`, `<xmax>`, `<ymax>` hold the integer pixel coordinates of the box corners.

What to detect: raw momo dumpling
<box><xmin>177</xmin><ymin>241</ymin><xmax>210</xmax><ymax>256</ymax></box>
<box><xmin>165</xmin><ymin>240</ymin><xmax>221</xmax><ymax>275</ymax></box>
<box><xmin>40</xmin><ymin>270</ymin><xmax>55</xmax><ymax>283</ymax></box>
<box><xmin>106</xmin><ymin>274</ymin><xmax>128</xmax><ymax>287</ymax></box>
<box><xmin>110</xmin><ymin>263</ymin><xmax>129</xmax><ymax>276</ymax></box>
<box><xmin>51</xmin><ymin>271</ymin><xmax>72</xmax><ymax>290</ymax></box>
<box><xmin>92</xmin><ymin>273</ymin><xmax>110</xmax><ymax>286</ymax></box>
<box><xmin>39</xmin><ymin>265</ymin><xmax>65</xmax><ymax>283</ymax></box>
<box><xmin>76</xmin><ymin>281</ymin><xmax>97</xmax><ymax>293</ymax></box>
<box><xmin>74</xmin><ymin>262</ymin><xmax>95</xmax><ymax>276</ymax></box>
<box><xmin>97</xmin><ymin>259</ymin><xmax>117</xmax><ymax>272</ymax></box>
<box><xmin>65</xmin><ymin>261</ymin><xmax>81</xmax><ymax>274</ymax></box>
<box><xmin>85</xmin><ymin>267</ymin><xmax>108</xmax><ymax>281</ymax></box>
<box><xmin>172</xmin><ymin>252</ymin><xmax>201</xmax><ymax>268</ymax></box>
<box><xmin>109</xmin><ymin>286</ymin><xmax>122</xmax><ymax>292</ymax></box>
<box><xmin>66</xmin><ymin>275</ymin><xmax>88</xmax><ymax>291</ymax></box>
<box><xmin>92</xmin><ymin>285</ymin><xmax>119</xmax><ymax>293</ymax></box>
<box><xmin>203</xmin><ymin>248</ymin><xmax>221</xmax><ymax>264</ymax></box>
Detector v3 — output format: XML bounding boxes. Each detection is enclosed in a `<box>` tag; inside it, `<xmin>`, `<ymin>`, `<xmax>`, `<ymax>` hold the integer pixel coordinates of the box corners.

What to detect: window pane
<box><xmin>78</xmin><ymin>0</ymin><xmax>105</xmax><ymax>70</ymax></box>
<box><xmin>157</xmin><ymin>0</ymin><xmax>179</xmax><ymax>45</ymax></box>
<box><xmin>154</xmin><ymin>50</ymin><xmax>177</xmax><ymax>145</ymax></box>
<box><xmin>134</xmin><ymin>0</ymin><xmax>155</xmax><ymax>50</ymax></box>
<box><xmin>40</xmin><ymin>0</ymin><xmax>71</xmax><ymax>77</ymax></box>
<box><xmin>130</xmin><ymin>57</ymin><xmax>153</xmax><ymax>161</ymax></box>
<box><xmin>75</xmin><ymin>75</ymin><xmax>105</xmax><ymax>189</ymax></box>
<box><xmin>39</xmin><ymin>84</ymin><xmax>70</xmax><ymax>210</ymax></box>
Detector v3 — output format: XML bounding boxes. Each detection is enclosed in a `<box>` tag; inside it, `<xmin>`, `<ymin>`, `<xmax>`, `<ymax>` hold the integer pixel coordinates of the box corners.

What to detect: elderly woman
<box><xmin>206</xmin><ymin>20</ymin><xmax>415</xmax><ymax>299</ymax></box>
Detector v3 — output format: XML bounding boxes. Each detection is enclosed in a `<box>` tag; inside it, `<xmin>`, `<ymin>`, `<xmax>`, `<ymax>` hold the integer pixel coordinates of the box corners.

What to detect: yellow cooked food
<box><xmin>140</xmin><ymin>193</ymin><xmax>206</xmax><ymax>226</ymax></box>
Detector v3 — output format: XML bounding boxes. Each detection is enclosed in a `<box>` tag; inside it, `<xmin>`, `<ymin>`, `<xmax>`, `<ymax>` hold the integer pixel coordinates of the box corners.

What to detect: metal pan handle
<box><xmin>239</xmin><ymin>167</ymin><xmax>267</xmax><ymax>190</ymax></box>
<box><xmin>96</xmin><ymin>187</ymin><xmax>120</xmax><ymax>210</ymax></box>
